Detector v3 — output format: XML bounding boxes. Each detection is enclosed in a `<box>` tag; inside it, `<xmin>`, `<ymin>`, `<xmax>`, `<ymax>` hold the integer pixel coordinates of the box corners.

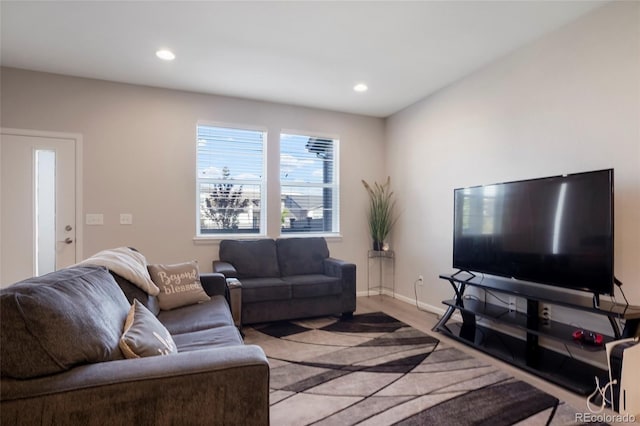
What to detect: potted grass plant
<box><xmin>362</xmin><ymin>177</ymin><xmax>397</xmax><ymax>251</ymax></box>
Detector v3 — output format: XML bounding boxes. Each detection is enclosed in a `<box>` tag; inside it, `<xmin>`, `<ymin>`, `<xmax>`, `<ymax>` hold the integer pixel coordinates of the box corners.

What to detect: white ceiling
<box><xmin>1</xmin><ymin>1</ymin><xmax>604</xmax><ymax>117</ymax></box>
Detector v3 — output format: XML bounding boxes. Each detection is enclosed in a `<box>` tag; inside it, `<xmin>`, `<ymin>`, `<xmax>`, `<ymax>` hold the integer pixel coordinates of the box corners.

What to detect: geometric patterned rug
<box><xmin>243</xmin><ymin>312</ymin><xmax>585</xmax><ymax>425</ymax></box>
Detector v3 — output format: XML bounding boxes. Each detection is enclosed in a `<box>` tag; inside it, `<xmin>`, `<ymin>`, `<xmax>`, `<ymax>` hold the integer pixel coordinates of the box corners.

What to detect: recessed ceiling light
<box><xmin>353</xmin><ymin>83</ymin><xmax>368</xmax><ymax>92</ymax></box>
<box><xmin>156</xmin><ymin>49</ymin><xmax>175</xmax><ymax>61</ymax></box>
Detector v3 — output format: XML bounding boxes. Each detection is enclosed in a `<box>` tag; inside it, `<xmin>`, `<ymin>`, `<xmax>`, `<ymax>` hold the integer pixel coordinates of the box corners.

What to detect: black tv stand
<box><xmin>451</xmin><ymin>269</ymin><xmax>476</xmax><ymax>280</ymax></box>
<box><xmin>434</xmin><ymin>273</ymin><xmax>640</xmax><ymax>395</ymax></box>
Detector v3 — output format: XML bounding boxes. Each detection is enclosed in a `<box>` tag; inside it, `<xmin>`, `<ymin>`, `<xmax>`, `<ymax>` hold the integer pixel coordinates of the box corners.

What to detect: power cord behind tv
<box><xmin>614</xmin><ymin>277</ymin><xmax>631</xmax><ymax>308</ymax></box>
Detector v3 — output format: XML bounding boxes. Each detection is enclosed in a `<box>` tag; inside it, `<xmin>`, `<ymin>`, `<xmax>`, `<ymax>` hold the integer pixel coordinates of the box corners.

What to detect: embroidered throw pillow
<box><xmin>148</xmin><ymin>261</ymin><xmax>210</xmax><ymax>310</ymax></box>
<box><xmin>120</xmin><ymin>299</ymin><xmax>177</xmax><ymax>358</ymax></box>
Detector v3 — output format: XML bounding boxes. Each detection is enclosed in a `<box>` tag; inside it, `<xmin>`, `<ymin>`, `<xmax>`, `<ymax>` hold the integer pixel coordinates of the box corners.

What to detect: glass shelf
<box><xmin>367</xmin><ymin>250</ymin><xmax>395</xmax><ymax>296</ymax></box>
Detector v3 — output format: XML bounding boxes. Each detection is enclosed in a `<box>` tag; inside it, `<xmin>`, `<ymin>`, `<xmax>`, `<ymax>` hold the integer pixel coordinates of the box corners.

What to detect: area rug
<box><xmin>243</xmin><ymin>312</ymin><xmax>585</xmax><ymax>426</ymax></box>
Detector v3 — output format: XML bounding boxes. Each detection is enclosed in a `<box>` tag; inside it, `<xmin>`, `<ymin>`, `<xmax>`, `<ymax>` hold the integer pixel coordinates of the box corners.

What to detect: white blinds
<box><xmin>197</xmin><ymin>125</ymin><xmax>265</xmax><ymax>235</ymax></box>
<box><xmin>197</xmin><ymin>125</ymin><xmax>264</xmax><ymax>181</ymax></box>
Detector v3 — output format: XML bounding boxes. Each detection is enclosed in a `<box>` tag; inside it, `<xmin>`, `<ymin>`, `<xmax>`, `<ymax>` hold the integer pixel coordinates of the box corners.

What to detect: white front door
<box><xmin>1</xmin><ymin>130</ymin><xmax>80</xmax><ymax>286</ymax></box>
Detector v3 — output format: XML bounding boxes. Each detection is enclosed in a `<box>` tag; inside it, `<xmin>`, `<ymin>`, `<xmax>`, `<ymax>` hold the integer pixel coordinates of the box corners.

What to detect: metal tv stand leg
<box><xmin>433</xmin><ymin>278</ymin><xmax>468</xmax><ymax>331</ymax></box>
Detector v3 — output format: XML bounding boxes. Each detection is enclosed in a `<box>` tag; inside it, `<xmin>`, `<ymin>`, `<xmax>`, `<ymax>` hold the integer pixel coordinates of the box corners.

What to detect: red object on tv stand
<box><xmin>572</xmin><ymin>329</ymin><xmax>604</xmax><ymax>346</ymax></box>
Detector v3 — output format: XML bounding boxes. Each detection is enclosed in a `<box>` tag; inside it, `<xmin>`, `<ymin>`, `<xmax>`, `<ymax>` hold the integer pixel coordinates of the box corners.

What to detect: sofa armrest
<box><xmin>212</xmin><ymin>260</ymin><xmax>239</xmax><ymax>278</ymax></box>
<box><xmin>324</xmin><ymin>258</ymin><xmax>357</xmax><ymax>315</ymax></box>
<box><xmin>200</xmin><ymin>272</ymin><xmax>228</xmax><ymax>297</ymax></box>
<box><xmin>323</xmin><ymin>257</ymin><xmax>355</xmax><ymax>278</ymax></box>
<box><xmin>1</xmin><ymin>345</ymin><xmax>269</xmax><ymax>425</ymax></box>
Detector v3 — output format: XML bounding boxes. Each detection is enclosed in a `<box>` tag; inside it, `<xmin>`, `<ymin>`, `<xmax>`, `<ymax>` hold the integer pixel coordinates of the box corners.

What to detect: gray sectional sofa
<box><xmin>213</xmin><ymin>237</ymin><xmax>356</xmax><ymax>324</ymax></box>
<box><xmin>0</xmin><ymin>265</ymin><xmax>269</xmax><ymax>425</ymax></box>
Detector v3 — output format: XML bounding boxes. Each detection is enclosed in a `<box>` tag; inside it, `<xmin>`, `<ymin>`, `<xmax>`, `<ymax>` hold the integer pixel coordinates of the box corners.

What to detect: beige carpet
<box><xmin>243</xmin><ymin>312</ymin><xmax>586</xmax><ymax>426</ymax></box>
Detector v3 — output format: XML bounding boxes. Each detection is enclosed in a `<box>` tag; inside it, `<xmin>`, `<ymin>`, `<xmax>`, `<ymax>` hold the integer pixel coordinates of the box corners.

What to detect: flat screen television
<box><xmin>453</xmin><ymin>169</ymin><xmax>614</xmax><ymax>295</ymax></box>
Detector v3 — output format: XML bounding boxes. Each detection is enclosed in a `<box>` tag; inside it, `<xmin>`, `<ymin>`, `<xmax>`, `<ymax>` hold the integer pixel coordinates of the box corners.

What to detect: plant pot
<box><xmin>373</xmin><ymin>241</ymin><xmax>384</xmax><ymax>251</ymax></box>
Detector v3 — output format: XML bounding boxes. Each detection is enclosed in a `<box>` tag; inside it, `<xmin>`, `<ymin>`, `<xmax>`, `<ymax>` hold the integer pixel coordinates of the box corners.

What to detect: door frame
<box><xmin>0</xmin><ymin>127</ymin><xmax>84</xmax><ymax>269</ymax></box>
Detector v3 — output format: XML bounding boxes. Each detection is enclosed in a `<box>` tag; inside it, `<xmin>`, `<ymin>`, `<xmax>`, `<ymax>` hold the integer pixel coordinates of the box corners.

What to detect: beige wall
<box><xmin>0</xmin><ymin>68</ymin><xmax>386</xmax><ymax>291</ymax></box>
<box><xmin>386</xmin><ymin>1</ymin><xmax>640</xmax><ymax>314</ymax></box>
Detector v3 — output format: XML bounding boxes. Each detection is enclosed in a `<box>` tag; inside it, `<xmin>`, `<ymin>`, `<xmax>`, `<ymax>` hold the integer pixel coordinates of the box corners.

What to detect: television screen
<box><xmin>453</xmin><ymin>169</ymin><xmax>614</xmax><ymax>295</ymax></box>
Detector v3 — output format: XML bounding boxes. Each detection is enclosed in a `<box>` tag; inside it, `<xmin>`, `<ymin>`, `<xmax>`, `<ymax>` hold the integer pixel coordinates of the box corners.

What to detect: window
<box><xmin>280</xmin><ymin>133</ymin><xmax>339</xmax><ymax>234</ymax></box>
<box><xmin>196</xmin><ymin>124</ymin><xmax>266</xmax><ymax>236</ymax></box>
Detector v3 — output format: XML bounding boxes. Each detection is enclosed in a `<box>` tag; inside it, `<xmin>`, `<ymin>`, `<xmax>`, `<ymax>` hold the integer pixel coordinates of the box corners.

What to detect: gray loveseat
<box><xmin>0</xmin><ymin>265</ymin><xmax>269</xmax><ymax>425</ymax></box>
<box><xmin>213</xmin><ymin>237</ymin><xmax>356</xmax><ymax>324</ymax></box>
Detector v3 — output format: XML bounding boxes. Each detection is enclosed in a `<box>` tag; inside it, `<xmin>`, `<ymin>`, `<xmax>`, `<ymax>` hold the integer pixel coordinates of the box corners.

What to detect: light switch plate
<box><xmin>86</xmin><ymin>213</ymin><xmax>104</xmax><ymax>225</ymax></box>
<box><xmin>120</xmin><ymin>213</ymin><xmax>133</xmax><ymax>225</ymax></box>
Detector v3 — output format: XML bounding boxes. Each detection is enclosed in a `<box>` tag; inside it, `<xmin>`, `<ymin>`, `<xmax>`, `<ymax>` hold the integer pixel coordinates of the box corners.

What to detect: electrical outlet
<box><xmin>540</xmin><ymin>304</ymin><xmax>552</xmax><ymax>328</ymax></box>
<box><xmin>540</xmin><ymin>304</ymin><xmax>552</xmax><ymax>321</ymax></box>
<box><xmin>508</xmin><ymin>296</ymin><xmax>517</xmax><ymax>312</ymax></box>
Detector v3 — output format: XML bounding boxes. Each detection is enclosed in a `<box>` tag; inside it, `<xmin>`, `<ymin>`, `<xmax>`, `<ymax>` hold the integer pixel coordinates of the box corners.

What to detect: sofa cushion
<box><xmin>0</xmin><ymin>266</ymin><xmax>129</xmax><ymax>379</ymax></box>
<box><xmin>282</xmin><ymin>274</ymin><xmax>342</xmax><ymax>298</ymax></box>
<box><xmin>276</xmin><ymin>237</ymin><xmax>329</xmax><ymax>277</ymax></box>
<box><xmin>219</xmin><ymin>239</ymin><xmax>280</xmax><ymax>279</ymax></box>
<box><xmin>111</xmin><ymin>272</ymin><xmax>160</xmax><ymax>316</ymax></box>
<box><xmin>158</xmin><ymin>295</ymin><xmax>233</xmax><ymax>335</ymax></box>
<box><xmin>120</xmin><ymin>300</ymin><xmax>177</xmax><ymax>358</ymax></box>
<box><xmin>172</xmin><ymin>326</ymin><xmax>243</xmax><ymax>352</ymax></box>
<box><xmin>148</xmin><ymin>261</ymin><xmax>210</xmax><ymax>310</ymax></box>
<box><xmin>240</xmin><ymin>277</ymin><xmax>291</xmax><ymax>303</ymax></box>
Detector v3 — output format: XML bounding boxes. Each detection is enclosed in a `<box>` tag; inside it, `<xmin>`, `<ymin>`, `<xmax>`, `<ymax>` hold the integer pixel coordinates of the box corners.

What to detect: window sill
<box><xmin>193</xmin><ymin>234</ymin><xmax>266</xmax><ymax>245</ymax></box>
<box><xmin>278</xmin><ymin>233</ymin><xmax>343</xmax><ymax>242</ymax></box>
<box><xmin>193</xmin><ymin>233</ymin><xmax>343</xmax><ymax>244</ymax></box>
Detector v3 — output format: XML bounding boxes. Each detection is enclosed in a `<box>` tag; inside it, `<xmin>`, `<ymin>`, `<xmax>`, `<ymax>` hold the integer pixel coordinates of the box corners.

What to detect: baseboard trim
<box><xmin>356</xmin><ymin>290</ymin><xmax>461</xmax><ymax>322</ymax></box>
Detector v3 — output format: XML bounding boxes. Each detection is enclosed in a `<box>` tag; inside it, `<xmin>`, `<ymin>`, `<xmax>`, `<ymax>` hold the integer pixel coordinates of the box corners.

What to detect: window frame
<box><xmin>195</xmin><ymin>121</ymin><xmax>268</xmax><ymax>239</ymax></box>
<box><xmin>279</xmin><ymin>130</ymin><xmax>340</xmax><ymax>237</ymax></box>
